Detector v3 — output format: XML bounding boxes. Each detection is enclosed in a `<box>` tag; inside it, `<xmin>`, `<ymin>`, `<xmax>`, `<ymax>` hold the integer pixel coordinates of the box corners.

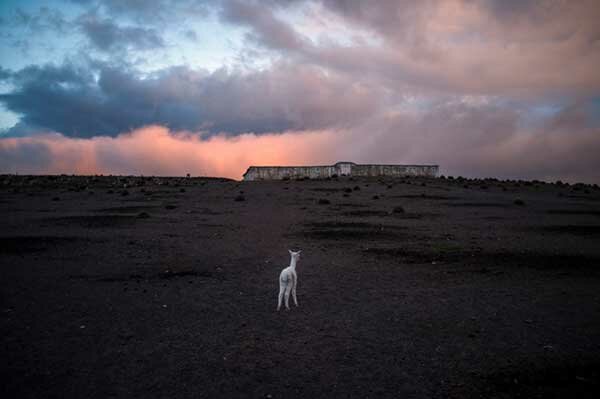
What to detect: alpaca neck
<box><xmin>289</xmin><ymin>258</ymin><xmax>297</xmax><ymax>270</ymax></box>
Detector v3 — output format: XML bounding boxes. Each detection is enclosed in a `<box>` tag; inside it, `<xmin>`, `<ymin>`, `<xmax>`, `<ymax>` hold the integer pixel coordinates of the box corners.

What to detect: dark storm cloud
<box><xmin>0</xmin><ymin>61</ymin><xmax>381</xmax><ymax>137</ymax></box>
<box><xmin>79</xmin><ymin>14</ymin><xmax>166</xmax><ymax>52</ymax></box>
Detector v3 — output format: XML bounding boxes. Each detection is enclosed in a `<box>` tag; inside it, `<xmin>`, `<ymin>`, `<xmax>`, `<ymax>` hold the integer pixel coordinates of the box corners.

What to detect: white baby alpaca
<box><xmin>277</xmin><ymin>250</ymin><xmax>301</xmax><ymax>311</ymax></box>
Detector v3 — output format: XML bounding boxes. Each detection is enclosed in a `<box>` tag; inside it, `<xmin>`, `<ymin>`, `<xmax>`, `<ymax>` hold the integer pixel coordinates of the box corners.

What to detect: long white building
<box><xmin>243</xmin><ymin>161</ymin><xmax>439</xmax><ymax>181</ymax></box>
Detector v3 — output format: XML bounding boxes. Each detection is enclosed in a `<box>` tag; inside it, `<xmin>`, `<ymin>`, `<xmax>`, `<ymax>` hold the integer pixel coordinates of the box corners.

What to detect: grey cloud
<box><xmin>480</xmin><ymin>0</ymin><xmax>540</xmax><ymax>18</ymax></box>
<box><xmin>9</xmin><ymin>6</ymin><xmax>69</xmax><ymax>33</ymax></box>
<box><xmin>220</xmin><ymin>0</ymin><xmax>307</xmax><ymax>51</ymax></box>
<box><xmin>183</xmin><ymin>29</ymin><xmax>198</xmax><ymax>41</ymax></box>
<box><xmin>0</xmin><ymin>61</ymin><xmax>381</xmax><ymax>137</ymax></box>
<box><xmin>338</xmin><ymin>100</ymin><xmax>600</xmax><ymax>183</ymax></box>
<box><xmin>0</xmin><ymin>67</ymin><xmax>11</xmax><ymax>81</ymax></box>
<box><xmin>89</xmin><ymin>0</ymin><xmax>212</xmax><ymax>25</ymax></box>
<box><xmin>79</xmin><ymin>14</ymin><xmax>166</xmax><ymax>52</ymax></box>
<box><xmin>2</xmin><ymin>98</ymin><xmax>599</xmax><ymax>183</ymax></box>
<box><xmin>231</xmin><ymin>0</ymin><xmax>600</xmax><ymax>97</ymax></box>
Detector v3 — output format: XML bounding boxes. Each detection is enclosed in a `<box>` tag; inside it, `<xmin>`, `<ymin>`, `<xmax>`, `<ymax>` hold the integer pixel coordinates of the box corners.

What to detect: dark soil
<box><xmin>1</xmin><ymin>174</ymin><xmax>600</xmax><ymax>398</ymax></box>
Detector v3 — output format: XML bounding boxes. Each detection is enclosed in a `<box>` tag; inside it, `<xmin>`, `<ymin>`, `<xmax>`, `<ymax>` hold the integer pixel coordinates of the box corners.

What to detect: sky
<box><xmin>0</xmin><ymin>0</ymin><xmax>599</xmax><ymax>182</ymax></box>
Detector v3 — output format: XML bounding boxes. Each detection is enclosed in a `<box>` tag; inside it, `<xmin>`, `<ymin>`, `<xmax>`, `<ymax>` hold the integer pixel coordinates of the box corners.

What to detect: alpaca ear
<box><xmin>297</xmin><ymin>250</ymin><xmax>301</xmax><ymax>254</ymax></box>
<box><xmin>288</xmin><ymin>249</ymin><xmax>293</xmax><ymax>254</ymax></box>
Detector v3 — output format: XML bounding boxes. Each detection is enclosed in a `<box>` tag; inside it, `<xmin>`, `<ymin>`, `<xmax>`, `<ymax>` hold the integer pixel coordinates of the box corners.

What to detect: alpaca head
<box><xmin>288</xmin><ymin>249</ymin><xmax>301</xmax><ymax>261</ymax></box>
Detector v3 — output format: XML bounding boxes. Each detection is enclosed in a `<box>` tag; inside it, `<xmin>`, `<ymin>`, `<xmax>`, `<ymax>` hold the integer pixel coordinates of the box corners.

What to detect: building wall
<box><xmin>244</xmin><ymin>165</ymin><xmax>336</xmax><ymax>181</ymax></box>
<box><xmin>351</xmin><ymin>164</ymin><xmax>439</xmax><ymax>178</ymax></box>
<box><xmin>243</xmin><ymin>162</ymin><xmax>438</xmax><ymax>181</ymax></box>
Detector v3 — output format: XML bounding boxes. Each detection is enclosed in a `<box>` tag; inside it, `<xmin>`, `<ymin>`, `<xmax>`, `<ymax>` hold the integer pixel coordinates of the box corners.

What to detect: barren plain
<box><xmin>1</xmin><ymin>174</ymin><xmax>599</xmax><ymax>398</ymax></box>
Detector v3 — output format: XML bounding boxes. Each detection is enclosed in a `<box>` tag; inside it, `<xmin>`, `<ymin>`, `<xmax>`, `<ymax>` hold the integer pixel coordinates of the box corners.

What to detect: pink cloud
<box><xmin>1</xmin><ymin>107</ymin><xmax>599</xmax><ymax>184</ymax></box>
<box><xmin>0</xmin><ymin>126</ymin><xmax>341</xmax><ymax>179</ymax></box>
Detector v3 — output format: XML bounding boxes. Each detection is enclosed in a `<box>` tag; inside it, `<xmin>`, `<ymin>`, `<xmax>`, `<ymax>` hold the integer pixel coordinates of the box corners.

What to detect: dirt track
<box><xmin>1</xmin><ymin>174</ymin><xmax>600</xmax><ymax>398</ymax></box>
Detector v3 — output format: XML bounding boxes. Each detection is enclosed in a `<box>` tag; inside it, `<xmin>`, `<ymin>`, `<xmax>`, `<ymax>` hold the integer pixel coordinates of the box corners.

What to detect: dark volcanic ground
<box><xmin>1</xmin><ymin>174</ymin><xmax>600</xmax><ymax>398</ymax></box>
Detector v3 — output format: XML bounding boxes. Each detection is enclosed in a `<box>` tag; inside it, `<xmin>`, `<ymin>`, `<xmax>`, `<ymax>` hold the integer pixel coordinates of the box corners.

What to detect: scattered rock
<box><xmin>234</xmin><ymin>195</ymin><xmax>245</xmax><ymax>202</ymax></box>
<box><xmin>318</xmin><ymin>198</ymin><xmax>331</xmax><ymax>205</ymax></box>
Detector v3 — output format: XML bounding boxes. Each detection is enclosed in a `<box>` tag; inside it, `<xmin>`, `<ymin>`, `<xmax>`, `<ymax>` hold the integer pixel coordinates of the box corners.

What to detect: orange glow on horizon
<box><xmin>0</xmin><ymin>126</ymin><xmax>342</xmax><ymax>179</ymax></box>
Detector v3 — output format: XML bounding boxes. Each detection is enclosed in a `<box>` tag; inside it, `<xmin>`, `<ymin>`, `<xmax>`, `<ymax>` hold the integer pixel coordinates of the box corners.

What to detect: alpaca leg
<box><xmin>291</xmin><ymin>277</ymin><xmax>298</xmax><ymax>306</ymax></box>
<box><xmin>284</xmin><ymin>283</ymin><xmax>292</xmax><ymax>310</ymax></box>
<box><xmin>277</xmin><ymin>282</ymin><xmax>285</xmax><ymax>311</ymax></box>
